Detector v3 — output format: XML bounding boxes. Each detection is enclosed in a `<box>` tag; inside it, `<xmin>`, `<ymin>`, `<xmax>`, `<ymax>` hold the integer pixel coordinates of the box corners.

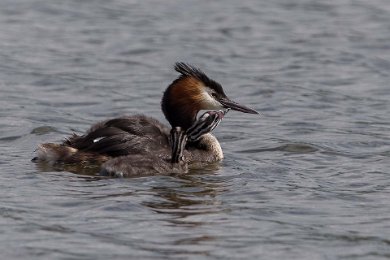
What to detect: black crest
<box><xmin>174</xmin><ymin>62</ymin><xmax>225</xmax><ymax>95</ymax></box>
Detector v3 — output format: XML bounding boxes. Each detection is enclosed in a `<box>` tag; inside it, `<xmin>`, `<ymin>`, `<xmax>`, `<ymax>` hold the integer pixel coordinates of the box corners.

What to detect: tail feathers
<box><xmin>34</xmin><ymin>143</ymin><xmax>110</xmax><ymax>165</ymax></box>
<box><xmin>36</xmin><ymin>143</ymin><xmax>78</xmax><ymax>163</ymax></box>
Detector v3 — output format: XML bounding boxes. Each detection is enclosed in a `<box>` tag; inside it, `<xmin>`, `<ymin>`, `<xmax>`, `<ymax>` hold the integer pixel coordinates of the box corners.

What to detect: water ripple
<box><xmin>1</xmin><ymin>0</ymin><xmax>390</xmax><ymax>259</ymax></box>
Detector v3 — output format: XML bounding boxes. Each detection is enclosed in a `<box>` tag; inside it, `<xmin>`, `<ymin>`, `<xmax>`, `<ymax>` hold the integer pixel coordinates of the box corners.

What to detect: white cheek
<box><xmin>200</xmin><ymin>91</ymin><xmax>223</xmax><ymax>110</ymax></box>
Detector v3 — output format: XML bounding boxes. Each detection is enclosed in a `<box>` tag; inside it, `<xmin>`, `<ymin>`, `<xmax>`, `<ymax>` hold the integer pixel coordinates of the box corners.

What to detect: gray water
<box><xmin>1</xmin><ymin>0</ymin><xmax>390</xmax><ymax>259</ymax></box>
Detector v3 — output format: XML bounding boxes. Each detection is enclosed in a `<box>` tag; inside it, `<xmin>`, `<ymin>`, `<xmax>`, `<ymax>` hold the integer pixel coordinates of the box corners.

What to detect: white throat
<box><xmin>200</xmin><ymin>87</ymin><xmax>223</xmax><ymax>110</ymax></box>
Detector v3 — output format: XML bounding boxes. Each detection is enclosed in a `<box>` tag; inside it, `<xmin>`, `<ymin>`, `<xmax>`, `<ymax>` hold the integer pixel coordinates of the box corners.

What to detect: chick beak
<box><xmin>219</xmin><ymin>98</ymin><xmax>258</xmax><ymax>114</ymax></box>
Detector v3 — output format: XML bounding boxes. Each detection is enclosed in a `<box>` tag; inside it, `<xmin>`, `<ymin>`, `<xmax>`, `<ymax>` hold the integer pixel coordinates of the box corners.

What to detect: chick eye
<box><xmin>211</xmin><ymin>92</ymin><xmax>218</xmax><ymax>98</ymax></box>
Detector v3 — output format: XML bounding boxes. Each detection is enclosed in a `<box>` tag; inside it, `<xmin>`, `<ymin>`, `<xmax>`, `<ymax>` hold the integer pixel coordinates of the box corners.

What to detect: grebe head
<box><xmin>162</xmin><ymin>62</ymin><xmax>258</xmax><ymax>129</ymax></box>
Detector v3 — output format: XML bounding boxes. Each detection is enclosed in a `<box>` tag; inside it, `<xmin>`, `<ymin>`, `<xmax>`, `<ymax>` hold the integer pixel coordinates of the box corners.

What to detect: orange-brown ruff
<box><xmin>34</xmin><ymin>63</ymin><xmax>258</xmax><ymax>177</ymax></box>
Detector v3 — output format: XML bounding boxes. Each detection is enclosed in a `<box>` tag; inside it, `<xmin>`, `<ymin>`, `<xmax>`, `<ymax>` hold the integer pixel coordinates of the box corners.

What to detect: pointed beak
<box><xmin>219</xmin><ymin>98</ymin><xmax>259</xmax><ymax>114</ymax></box>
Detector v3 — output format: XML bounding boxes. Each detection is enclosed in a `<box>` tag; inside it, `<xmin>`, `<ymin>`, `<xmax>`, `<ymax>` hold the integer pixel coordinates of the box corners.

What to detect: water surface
<box><xmin>1</xmin><ymin>0</ymin><xmax>390</xmax><ymax>259</ymax></box>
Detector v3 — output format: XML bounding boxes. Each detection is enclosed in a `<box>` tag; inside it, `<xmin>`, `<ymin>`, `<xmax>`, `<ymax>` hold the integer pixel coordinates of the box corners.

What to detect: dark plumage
<box><xmin>174</xmin><ymin>62</ymin><xmax>226</xmax><ymax>95</ymax></box>
<box><xmin>65</xmin><ymin>115</ymin><xmax>170</xmax><ymax>157</ymax></box>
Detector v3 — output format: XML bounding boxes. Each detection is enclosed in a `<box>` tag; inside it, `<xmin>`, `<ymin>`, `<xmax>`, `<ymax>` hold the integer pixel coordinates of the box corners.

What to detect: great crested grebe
<box><xmin>34</xmin><ymin>63</ymin><xmax>258</xmax><ymax>177</ymax></box>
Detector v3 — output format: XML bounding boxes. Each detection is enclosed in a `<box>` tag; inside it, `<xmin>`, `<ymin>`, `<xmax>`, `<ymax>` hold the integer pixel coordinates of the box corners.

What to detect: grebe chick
<box><xmin>34</xmin><ymin>62</ymin><xmax>258</xmax><ymax>177</ymax></box>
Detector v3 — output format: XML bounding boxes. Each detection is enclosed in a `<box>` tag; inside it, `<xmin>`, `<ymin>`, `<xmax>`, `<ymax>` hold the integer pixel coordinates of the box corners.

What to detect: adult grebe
<box><xmin>34</xmin><ymin>63</ymin><xmax>258</xmax><ymax>176</ymax></box>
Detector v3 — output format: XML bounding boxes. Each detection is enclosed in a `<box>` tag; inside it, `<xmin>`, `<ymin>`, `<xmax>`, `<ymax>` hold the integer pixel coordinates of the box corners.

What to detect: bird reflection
<box><xmin>142</xmin><ymin>164</ymin><xmax>229</xmax><ymax>228</ymax></box>
<box><xmin>34</xmin><ymin>160</ymin><xmax>105</xmax><ymax>181</ymax></box>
